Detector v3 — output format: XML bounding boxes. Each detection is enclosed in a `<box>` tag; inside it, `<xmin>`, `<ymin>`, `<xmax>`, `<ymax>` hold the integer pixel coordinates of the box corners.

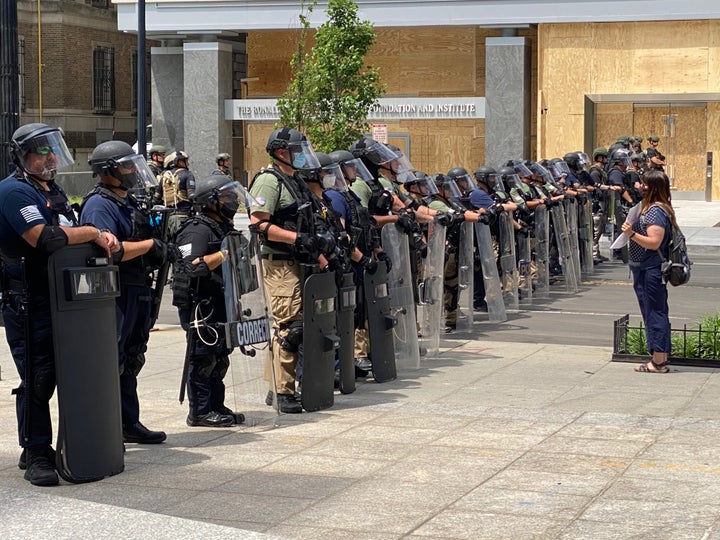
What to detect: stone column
<box><xmin>183</xmin><ymin>41</ymin><xmax>233</xmax><ymax>180</ymax></box>
<box><xmin>151</xmin><ymin>46</ymin><xmax>184</xmax><ymax>152</ymax></box>
<box><xmin>485</xmin><ymin>36</ymin><xmax>531</xmax><ymax>169</ymax></box>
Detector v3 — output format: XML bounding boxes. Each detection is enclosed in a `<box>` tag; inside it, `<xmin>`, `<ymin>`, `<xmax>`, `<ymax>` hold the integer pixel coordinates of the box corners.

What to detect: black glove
<box><xmin>295</xmin><ymin>232</ymin><xmax>319</xmax><ymax>255</ymax></box>
<box><xmin>396</xmin><ymin>212</ymin><xmax>415</xmax><ymax>234</ymax></box>
<box><xmin>544</xmin><ymin>198</ymin><xmax>556</xmax><ymax>209</ymax></box>
<box><xmin>315</xmin><ymin>231</ymin><xmax>337</xmax><ymax>256</ymax></box>
<box><xmin>376</xmin><ymin>251</ymin><xmax>392</xmax><ymax>273</ymax></box>
<box><xmin>435</xmin><ymin>213</ymin><xmax>451</xmax><ymax>227</ymax></box>
<box><xmin>450</xmin><ymin>212</ymin><xmax>467</xmax><ymax>226</ymax></box>
<box><xmin>145</xmin><ymin>238</ymin><xmax>169</xmax><ymax>268</ymax></box>
<box><xmin>358</xmin><ymin>255</ymin><xmax>378</xmax><ymax>275</ymax></box>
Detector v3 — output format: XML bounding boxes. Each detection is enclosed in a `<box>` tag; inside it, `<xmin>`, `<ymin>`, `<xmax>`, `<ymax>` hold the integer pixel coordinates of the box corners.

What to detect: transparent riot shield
<box><xmin>473</xmin><ymin>221</ymin><xmax>507</xmax><ymax>322</ymax></box>
<box><xmin>301</xmin><ymin>271</ymin><xmax>340</xmax><ymax>412</ymax></box>
<box><xmin>564</xmin><ymin>198</ymin><xmax>582</xmax><ymax>283</ymax></box>
<box><xmin>550</xmin><ymin>204</ymin><xmax>578</xmax><ymax>293</ymax></box>
<box><xmin>222</xmin><ymin>230</ymin><xmax>276</xmax><ymax>426</ymax></box>
<box><xmin>417</xmin><ymin>220</ymin><xmax>446</xmax><ymax>358</ymax></box>
<box><xmin>578</xmin><ymin>197</ymin><xmax>594</xmax><ymax>274</ymax></box>
<box><xmin>455</xmin><ymin>221</ymin><xmax>475</xmax><ymax>332</ymax></box>
<box><xmin>498</xmin><ymin>212</ymin><xmax>519</xmax><ymax>311</ymax></box>
<box><xmin>534</xmin><ymin>205</ymin><xmax>550</xmax><ymax>299</ymax></box>
<box><xmin>382</xmin><ymin>223</ymin><xmax>421</xmax><ymax>371</ymax></box>
<box><xmin>49</xmin><ymin>244</ymin><xmax>123</xmax><ymax>483</ymax></box>
<box><xmin>516</xmin><ymin>226</ymin><xmax>533</xmax><ymax>306</ymax></box>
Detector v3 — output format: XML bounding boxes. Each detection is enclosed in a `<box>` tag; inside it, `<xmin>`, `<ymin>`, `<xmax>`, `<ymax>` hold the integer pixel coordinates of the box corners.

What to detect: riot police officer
<box><xmin>173</xmin><ymin>175</ymin><xmax>246</xmax><ymax>427</ymax></box>
<box><xmin>0</xmin><ymin>123</ymin><xmax>118</xmax><ymax>485</ymax></box>
<box><xmin>81</xmin><ymin>140</ymin><xmax>171</xmax><ymax>444</ymax></box>
<box><xmin>248</xmin><ymin>127</ymin><xmax>328</xmax><ymax>413</ymax></box>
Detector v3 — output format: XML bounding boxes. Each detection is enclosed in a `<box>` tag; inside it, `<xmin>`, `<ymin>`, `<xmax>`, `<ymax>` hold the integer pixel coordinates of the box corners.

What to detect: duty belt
<box><xmin>261</xmin><ymin>253</ymin><xmax>294</xmax><ymax>261</ymax></box>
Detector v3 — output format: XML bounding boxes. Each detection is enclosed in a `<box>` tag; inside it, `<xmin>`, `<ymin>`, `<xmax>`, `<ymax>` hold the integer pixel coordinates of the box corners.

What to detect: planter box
<box><xmin>612</xmin><ymin>314</ymin><xmax>720</xmax><ymax>368</ymax></box>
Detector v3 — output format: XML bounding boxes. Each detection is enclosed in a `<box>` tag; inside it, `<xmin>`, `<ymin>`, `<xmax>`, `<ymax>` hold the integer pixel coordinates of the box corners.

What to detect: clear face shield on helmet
<box><xmin>502</xmin><ymin>171</ymin><xmax>524</xmax><ymax>191</ymax></box>
<box><xmin>115</xmin><ymin>153</ymin><xmax>159</xmax><ymax>192</ymax></box>
<box><xmin>365</xmin><ymin>140</ymin><xmax>401</xmax><ymax>167</ymax></box>
<box><xmin>392</xmin><ymin>153</ymin><xmax>415</xmax><ymax>184</ymax></box>
<box><xmin>18</xmin><ymin>130</ymin><xmax>74</xmax><ymax>181</ymax></box>
<box><xmin>452</xmin><ymin>173</ymin><xmax>478</xmax><ymax>196</ymax></box>
<box><xmin>551</xmin><ymin>160</ymin><xmax>571</xmax><ymax>180</ymax></box>
<box><xmin>577</xmin><ymin>153</ymin><xmax>590</xmax><ymax>169</ymax></box>
<box><xmin>320</xmin><ymin>163</ymin><xmax>348</xmax><ymax>191</ymax></box>
<box><xmin>340</xmin><ymin>157</ymin><xmax>374</xmax><ymax>184</ymax></box>
<box><xmin>440</xmin><ymin>178</ymin><xmax>464</xmax><ymax>200</ymax></box>
<box><xmin>288</xmin><ymin>140</ymin><xmax>322</xmax><ymax>171</ymax></box>
<box><xmin>512</xmin><ymin>161</ymin><xmax>534</xmax><ymax>180</ymax></box>
<box><xmin>215</xmin><ymin>181</ymin><xmax>249</xmax><ymax>220</ymax></box>
<box><xmin>529</xmin><ymin>162</ymin><xmax>555</xmax><ymax>185</ymax></box>
<box><xmin>613</xmin><ymin>149</ymin><xmax>633</xmax><ymax>169</ymax></box>
<box><xmin>407</xmin><ymin>174</ymin><xmax>439</xmax><ymax>200</ymax></box>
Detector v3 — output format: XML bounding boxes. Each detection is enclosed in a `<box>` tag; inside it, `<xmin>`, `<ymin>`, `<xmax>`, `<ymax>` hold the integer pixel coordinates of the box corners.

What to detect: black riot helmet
<box><xmin>610</xmin><ymin>147</ymin><xmax>633</xmax><ymax>169</ymax></box>
<box><xmin>329</xmin><ymin>149</ymin><xmax>373</xmax><ymax>184</ymax></box>
<box><xmin>446</xmin><ymin>166</ymin><xmax>477</xmax><ymax>195</ymax></box>
<box><xmin>89</xmin><ymin>140</ymin><xmax>158</xmax><ymax>191</ymax></box>
<box><xmin>474</xmin><ymin>166</ymin><xmax>496</xmax><ymax>187</ymax></box>
<box><xmin>349</xmin><ymin>137</ymin><xmax>399</xmax><ymax>179</ymax></box>
<box><xmin>10</xmin><ymin>122</ymin><xmax>74</xmax><ymax>181</ymax></box>
<box><xmin>563</xmin><ymin>152</ymin><xmax>582</xmax><ymax>172</ymax></box>
<box><xmin>193</xmin><ymin>175</ymin><xmax>247</xmax><ymax>222</ymax></box>
<box><xmin>317</xmin><ymin>152</ymin><xmax>348</xmax><ymax>191</ymax></box>
<box><xmin>266</xmin><ymin>126</ymin><xmax>321</xmax><ymax>172</ymax></box>
<box><xmin>498</xmin><ymin>165</ymin><xmax>522</xmax><ymax>191</ymax></box>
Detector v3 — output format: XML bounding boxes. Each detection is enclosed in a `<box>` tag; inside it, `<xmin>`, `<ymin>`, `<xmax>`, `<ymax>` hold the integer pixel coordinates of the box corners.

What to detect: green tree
<box><xmin>277</xmin><ymin>0</ymin><xmax>385</xmax><ymax>152</ymax></box>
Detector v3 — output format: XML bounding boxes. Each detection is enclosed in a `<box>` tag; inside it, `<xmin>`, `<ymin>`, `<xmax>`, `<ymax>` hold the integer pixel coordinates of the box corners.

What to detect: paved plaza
<box><xmin>1</xmin><ymin>199</ymin><xmax>720</xmax><ymax>539</ymax></box>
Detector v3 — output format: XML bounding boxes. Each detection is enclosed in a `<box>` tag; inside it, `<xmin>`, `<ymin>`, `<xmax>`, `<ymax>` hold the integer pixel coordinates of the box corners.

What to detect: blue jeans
<box><xmin>630</xmin><ymin>264</ymin><xmax>671</xmax><ymax>354</ymax></box>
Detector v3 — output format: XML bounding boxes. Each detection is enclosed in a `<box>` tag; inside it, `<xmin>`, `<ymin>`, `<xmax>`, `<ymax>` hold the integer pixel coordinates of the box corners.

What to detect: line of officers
<box><xmin>243</xmin><ymin>128</ymin><xmax>646</xmax><ymax>416</ymax></box>
<box><xmin>0</xmin><ymin>121</ymin><xmax>644</xmax><ymax>486</ymax></box>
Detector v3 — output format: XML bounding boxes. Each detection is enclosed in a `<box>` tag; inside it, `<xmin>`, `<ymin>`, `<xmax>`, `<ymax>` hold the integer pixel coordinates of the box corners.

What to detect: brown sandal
<box><xmin>634</xmin><ymin>360</ymin><xmax>669</xmax><ymax>373</ymax></box>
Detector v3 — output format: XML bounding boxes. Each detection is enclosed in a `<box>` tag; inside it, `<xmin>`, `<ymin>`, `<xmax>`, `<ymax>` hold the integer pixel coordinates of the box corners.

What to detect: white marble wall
<box><xmin>485</xmin><ymin>37</ymin><xmax>531</xmax><ymax>169</ymax></box>
<box><xmin>182</xmin><ymin>42</ymin><xmax>233</xmax><ymax>181</ymax></box>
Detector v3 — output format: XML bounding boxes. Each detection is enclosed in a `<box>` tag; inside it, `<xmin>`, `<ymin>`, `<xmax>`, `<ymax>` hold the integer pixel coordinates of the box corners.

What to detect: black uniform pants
<box><xmin>3</xmin><ymin>294</ymin><xmax>55</xmax><ymax>449</ymax></box>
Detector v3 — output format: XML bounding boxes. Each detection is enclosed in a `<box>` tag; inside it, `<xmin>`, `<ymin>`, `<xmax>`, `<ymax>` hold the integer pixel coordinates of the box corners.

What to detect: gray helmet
<box><xmin>216</xmin><ymin>152</ymin><xmax>231</xmax><ymax>163</ymax></box>
<box><xmin>316</xmin><ymin>152</ymin><xmax>333</xmax><ymax>168</ymax></box>
<box><xmin>193</xmin><ymin>175</ymin><xmax>234</xmax><ymax>207</ymax></box>
<box><xmin>610</xmin><ymin>147</ymin><xmax>633</xmax><ymax>168</ymax></box>
<box><xmin>88</xmin><ymin>140</ymin><xmax>157</xmax><ymax>190</ymax></box>
<box><xmin>446</xmin><ymin>167</ymin><xmax>469</xmax><ymax>179</ymax></box>
<box><xmin>11</xmin><ymin>123</ymin><xmax>74</xmax><ymax>180</ymax></box>
<box><xmin>328</xmin><ymin>149</ymin><xmax>354</xmax><ymax>165</ymax></box>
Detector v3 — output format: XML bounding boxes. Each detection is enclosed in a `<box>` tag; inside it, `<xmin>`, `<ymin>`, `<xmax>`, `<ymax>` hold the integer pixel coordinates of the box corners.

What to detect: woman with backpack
<box><xmin>621</xmin><ymin>169</ymin><xmax>676</xmax><ymax>373</ymax></box>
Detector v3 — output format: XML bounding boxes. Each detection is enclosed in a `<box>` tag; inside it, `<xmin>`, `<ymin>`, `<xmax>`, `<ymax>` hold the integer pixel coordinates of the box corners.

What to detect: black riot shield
<box><xmin>363</xmin><ymin>264</ymin><xmax>397</xmax><ymax>383</ymax></box>
<box><xmin>474</xmin><ymin>222</ymin><xmax>507</xmax><ymax>323</ymax></box>
<box><xmin>417</xmin><ymin>220</ymin><xmax>445</xmax><ymax>358</ymax></box>
<box><xmin>48</xmin><ymin>244</ymin><xmax>123</xmax><ymax>483</ymax></box>
<box><xmin>382</xmin><ymin>224</ymin><xmax>421</xmax><ymax>371</ymax></box>
<box><xmin>534</xmin><ymin>205</ymin><xmax>550</xmax><ymax>299</ymax></box>
<box><xmin>301</xmin><ymin>271</ymin><xmax>340</xmax><ymax>412</ymax></box>
<box><xmin>222</xmin><ymin>230</ymin><xmax>274</xmax><ymax>426</ymax></box>
<box><xmin>498</xmin><ymin>212</ymin><xmax>519</xmax><ymax>311</ymax></box>
<box><xmin>455</xmin><ymin>222</ymin><xmax>474</xmax><ymax>332</ymax></box>
<box><xmin>337</xmin><ymin>271</ymin><xmax>356</xmax><ymax>394</ymax></box>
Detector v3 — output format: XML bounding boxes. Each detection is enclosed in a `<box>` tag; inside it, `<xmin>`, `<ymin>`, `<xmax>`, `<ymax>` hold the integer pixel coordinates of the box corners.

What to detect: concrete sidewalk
<box><xmin>3</xmin><ymin>327</ymin><xmax>720</xmax><ymax>539</ymax></box>
<box><xmin>0</xmin><ymin>200</ymin><xmax>719</xmax><ymax>539</ymax></box>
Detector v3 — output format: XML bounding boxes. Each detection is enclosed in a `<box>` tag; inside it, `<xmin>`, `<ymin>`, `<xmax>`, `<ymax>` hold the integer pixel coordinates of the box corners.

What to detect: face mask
<box><xmin>220</xmin><ymin>201</ymin><xmax>239</xmax><ymax>220</ymax></box>
<box><xmin>292</xmin><ymin>153</ymin><xmax>307</xmax><ymax>168</ymax></box>
<box><xmin>321</xmin><ymin>175</ymin><xmax>336</xmax><ymax>190</ymax></box>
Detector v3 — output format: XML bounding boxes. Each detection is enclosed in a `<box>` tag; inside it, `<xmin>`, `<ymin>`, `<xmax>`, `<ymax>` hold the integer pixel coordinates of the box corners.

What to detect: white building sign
<box><xmin>226</xmin><ymin>97</ymin><xmax>485</xmax><ymax>121</ymax></box>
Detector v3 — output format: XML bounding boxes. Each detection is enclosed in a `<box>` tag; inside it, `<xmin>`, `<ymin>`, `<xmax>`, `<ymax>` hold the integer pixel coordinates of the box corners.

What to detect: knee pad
<box><xmin>277</xmin><ymin>320</ymin><xmax>303</xmax><ymax>352</ymax></box>
<box><xmin>33</xmin><ymin>367</ymin><xmax>56</xmax><ymax>402</ymax></box>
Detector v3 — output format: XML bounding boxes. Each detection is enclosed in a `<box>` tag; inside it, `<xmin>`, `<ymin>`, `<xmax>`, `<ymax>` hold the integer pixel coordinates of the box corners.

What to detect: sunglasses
<box><xmin>33</xmin><ymin>145</ymin><xmax>59</xmax><ymax>156</ymax></box>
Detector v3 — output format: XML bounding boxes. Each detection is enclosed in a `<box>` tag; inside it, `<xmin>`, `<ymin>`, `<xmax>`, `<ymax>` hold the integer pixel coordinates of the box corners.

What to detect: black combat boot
<box><xmin>24</xmin><ymin>446</ymin><xmax>59</xmax><ymax>486</ymax></box>
<box><xmin>123</xmin><ymin>422</ymin><xmax>167</xmax><ymax>444</ymax></box>
<box><xmin>186</xmin><ymin>411</ymin><xmax>235</xmax><ymax>427</ymax></box>
<box><xmin>276</xmin><ymin>393</ymin><xmax>302</xmax><ymax>413</ymax></box>
<box><xmin>18</xmin><ymin>445</ymin><xmax>56</xmax><ymax>470</ymax></box>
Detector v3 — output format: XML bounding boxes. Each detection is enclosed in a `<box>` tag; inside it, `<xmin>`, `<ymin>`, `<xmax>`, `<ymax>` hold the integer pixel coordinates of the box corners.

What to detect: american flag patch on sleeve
<box><xmin>19</xmin><ymin>205</ymin><xmax>43</xmax><ymax>224</ymax></box>
<box><xmin>179</xmin><ymin>243</ymin><xmax>192</xmax><ymax>258</ymax></box>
